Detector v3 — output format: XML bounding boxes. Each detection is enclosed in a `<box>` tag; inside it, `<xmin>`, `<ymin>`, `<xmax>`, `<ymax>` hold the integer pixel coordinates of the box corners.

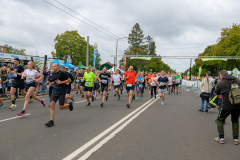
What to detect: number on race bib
<box><xmin>86</xmin><ymin>82</ymin><xmax>90</xmax><ymax>86</ymax></box>
<box><xmin>151</xmin><ymin>82</ymin><xmax>156</xmax><ymax>85</ymax></box>
<box><xmin>76</xmin><ymin>80</ymin><xmax>79</xmax><ymax>83</ymax></box>
<box><xmin>139</xmin><ymin>85</ymin><xmax>143</xmax><ymax>88</ymax></box>
<box><xmin>127</xmin><ymin>84</ymin><xmax>132</xmax><ymax>87</ymax></box>
<box><xmin>26</xmin><ymin>76</ymin><xmax>34</xmax><ymax>83</ymax></box>
<box><xmin>102</xmin><ymin>80</ymin><xmax>107</xmax><ymax>84</ymax></box>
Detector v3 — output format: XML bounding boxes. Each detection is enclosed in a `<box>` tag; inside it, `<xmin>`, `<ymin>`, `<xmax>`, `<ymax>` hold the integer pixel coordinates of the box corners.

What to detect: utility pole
<box><xmin>86</xmin><ymin>36</ymin><xmax>89</xmax><ymax>66</ymax></box>
<box><xmin>189</xmin><ymin>59</ymin><xmax>192</xmax><ymax>80</ymax></box>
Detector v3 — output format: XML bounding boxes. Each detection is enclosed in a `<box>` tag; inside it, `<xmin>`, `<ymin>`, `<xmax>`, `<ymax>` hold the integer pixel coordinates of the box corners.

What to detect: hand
<box><xmin>66</xmin><ymin>83</ymin><xmax>70</xmax><ymax>85</ymax></box>
<box><xmin>55</xmin><ymin>79</ymin><xmax>62</xmax><ymax>84</ymax></box>
<box><xmin>92</xmin><ymin>82</ymin><xmax>94</xmax><ymax>84</ymax></box>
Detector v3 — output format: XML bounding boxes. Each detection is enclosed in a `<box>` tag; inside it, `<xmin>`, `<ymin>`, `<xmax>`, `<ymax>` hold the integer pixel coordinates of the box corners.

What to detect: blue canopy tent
<box><xmin>65</xmin><ymin>61</ymin><xmax>76</xmax><ymax>69</ymax></box>
<box><xmin>52</xmin><ymin>59</ymin><xmax>65</xmax><ymax>67</ymax></box>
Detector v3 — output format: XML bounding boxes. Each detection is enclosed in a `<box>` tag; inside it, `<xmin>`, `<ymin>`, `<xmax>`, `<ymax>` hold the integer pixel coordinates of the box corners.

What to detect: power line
<box><xmin>43</xmin><ymin>0</ymin><xmax>129</xmax><ymax>46</ymax></box>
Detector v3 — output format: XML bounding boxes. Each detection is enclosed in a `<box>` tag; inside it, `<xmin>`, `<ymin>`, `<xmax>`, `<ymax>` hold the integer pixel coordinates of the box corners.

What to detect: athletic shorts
<box><xmin>175</xmin><ymin>83</ymin><xmax>180</xmax><ymax>87</ymax></box>
<box><xmin>7</xmin><ymin>86</ymin><xmax>11</xmax><ymax>91</ymax></box>
<box><xmin>80</xmin><ymin>82</ymin><xmax>85</xmax><ymax>87</ymax></box>
<box><xmin>51</xmin><ymin>93</ymin><xmax>66</xmax><ymax>105</ymax></box>
<box><xmin>127</xmin><ymin>85</ymin><xmax>135</xmax><ymax>91</ymax></box>
<box><xmin>101</xmin><ymin>85</ymin><xmax>108</xmax><ymax>92</ymax></box>
<box><xmin>85</xmin><ymin>87</ymin><xmax>93</xmax><ymax>92</ymax></box>
<box><xmin>114</xmin><ymin>85</ymin><xmax>120</xmax><ymax>89</ymax></box>
<box><xmin>12</xmin><ymin>81</ymin><xmax>25</xmax><ymax>90</ymax></box>
<box><xmin>158</xmin><ymin>88</ymin><xmax>167</xmax><ymax>94</ymax></box>
<box><xmin>66</xmin><ymin>85</ymin><xmax>71</xmax><ymax>94</ymax></box>
<box><xmin>94</xmin><ymin>84</ymin><xmax>100</xmax><ymax>91</ymax></box>
<box><xmin>38</xmin><ymin>83</ymin><xmax>42</xmax><ymax>85</ymax></box>
<box><xmin>168</xmin><ymin>84</ymin><xmax>172</xmax><ymax>87</ymax></box>
<box><xmin>137</xmin><ymin>85</ymin><xmax>143</xmax><ymax>94</ymax></box>
<box><xmin>26</xmin><ymin>82</ymin><xmax>37</xmax><ymax>90</ymax></box>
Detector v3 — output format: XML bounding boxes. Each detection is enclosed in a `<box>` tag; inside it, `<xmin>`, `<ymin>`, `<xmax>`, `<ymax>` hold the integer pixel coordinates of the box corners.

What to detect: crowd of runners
<box><xmin>0</xmin><ymin>58</ymin><xmax>184</xmax><ymax>127</ymax></box>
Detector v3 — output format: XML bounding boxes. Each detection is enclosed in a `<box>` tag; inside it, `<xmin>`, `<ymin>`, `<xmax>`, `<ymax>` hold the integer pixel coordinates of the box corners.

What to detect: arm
<box><xmin>215</xmin><ymin>82</ymin><xmax>221</xmax><ymax>95</ymax></box>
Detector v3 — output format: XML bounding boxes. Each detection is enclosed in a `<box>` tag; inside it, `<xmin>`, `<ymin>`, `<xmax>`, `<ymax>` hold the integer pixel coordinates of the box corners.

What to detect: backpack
<box><xmin>223</xmin><ymin>79</ymin><xmax>240</xmax><ymax>105</ymax></box>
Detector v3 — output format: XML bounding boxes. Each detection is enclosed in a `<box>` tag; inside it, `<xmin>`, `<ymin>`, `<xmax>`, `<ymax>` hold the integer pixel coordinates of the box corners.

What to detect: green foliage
<box><xmin>128</xmin><ymin>23</ymin><xmax>145</xmax><ymax>49</ymax></box>
<box><xmin>51</xmin><ymin>30</ymin><xmax>101</xmax><ymax>66</ymax></box>
<box><xmin>4</xmin><ymin>44</ymin><xmax>26</xmax><ymax>55</ymax></box>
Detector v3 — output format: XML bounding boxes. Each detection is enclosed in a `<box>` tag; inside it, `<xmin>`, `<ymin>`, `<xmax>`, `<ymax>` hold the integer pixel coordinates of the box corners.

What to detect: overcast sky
<box><xmin>1</xmin><ymin>0</ymin><xmax>239</xmax><ymax>72</ymax></box>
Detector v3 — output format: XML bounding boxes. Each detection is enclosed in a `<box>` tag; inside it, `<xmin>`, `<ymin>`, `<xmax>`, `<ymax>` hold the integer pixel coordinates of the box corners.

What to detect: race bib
<box><xmin>76</xmin><ymin>80</ymin><xmax>80</xmax><ymax>83</ymax></box>
<box><xmin>175</xmin><ymin>78</ymin><xmax>180</xmax><ymax>83</ymax></box>
<box><xmin>139</xmin><ymin>84</ymin><xmax>143</xmax><ymax>88</ymax></box>
<box><xmin>14</xmin><ymin>73</ymin><xmax>17</xmax><ymax>77</ymax></box>
<box><xmin>102</xmin><ymin>80</ymin><xmax>107</xmax><ymax>84</ymax></box>
<box><xmin>26</xmin><ymin>76</ymin><xmax>34</xmax><ymax>83</ymax></box>
<box><xmin>151</xmin><ymin>82</ymin><xmax>156</xmax><ymax>85</ymax></box>
<box><xmin>160</xmin><ymin>82</ymin><xmax>165</xmax><ymax>86</ymax></box>
<box><xmin>86</xmin><ymin>82</ymin><xmax>90</xmax><ymax>86</ymax></box>
<box><xmin>127</xmin><ymin>84</ymin><xmax>132</xmax><ymax>87</ymax></box>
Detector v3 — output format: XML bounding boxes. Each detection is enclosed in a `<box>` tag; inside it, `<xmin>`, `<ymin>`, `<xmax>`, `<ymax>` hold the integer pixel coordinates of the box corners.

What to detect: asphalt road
<box><xmin>0</xmin><ymin>89</ymin><xmax>239</xmax><ymax>160</ymax></box>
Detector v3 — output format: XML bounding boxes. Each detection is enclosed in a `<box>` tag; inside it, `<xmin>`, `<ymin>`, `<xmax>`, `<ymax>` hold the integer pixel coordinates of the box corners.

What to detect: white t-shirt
<box><xmin>168</xmin><ymin>77</ymin><xmax>173</xmax><ymax>85</ymax></box>
<box><xmin>112</xmin><ymin>74</ymin><xmax>122</xmax><ymax>86</ymax></box>
<box><xmin>22</xmin><ymin>69</ymin><xmax>41</xmax><ymax>84</ymax></box>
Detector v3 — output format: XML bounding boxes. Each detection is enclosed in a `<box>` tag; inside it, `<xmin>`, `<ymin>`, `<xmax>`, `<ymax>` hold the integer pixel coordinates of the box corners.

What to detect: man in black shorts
<box><xmin>99</xmin><ymin>67</ymin><xmax>111</xmax><ymax>107</ymax></box>
<box><xmin>9</xmin><ymin>58</ymin><xmax>27</xmax><ymax>109</ymax></box>
<box><xmin>45</xmin><ymin>63</ymin><xmax>73</xmax><ymax>127</ymax></box>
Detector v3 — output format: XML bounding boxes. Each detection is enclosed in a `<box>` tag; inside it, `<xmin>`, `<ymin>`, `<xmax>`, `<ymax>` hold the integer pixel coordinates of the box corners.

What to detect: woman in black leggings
<box><xmin>150</xmin><ymin>73</ymin><xmax>158</xmax><ymax>98</ymax></box>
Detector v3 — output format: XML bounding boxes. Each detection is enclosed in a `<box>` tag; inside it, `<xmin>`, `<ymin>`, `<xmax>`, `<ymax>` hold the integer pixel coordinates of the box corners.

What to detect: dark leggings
<box><xmin>151</xmin><ymin>86</ymin><xmax>157</xmax><ymax>97</ymax></box>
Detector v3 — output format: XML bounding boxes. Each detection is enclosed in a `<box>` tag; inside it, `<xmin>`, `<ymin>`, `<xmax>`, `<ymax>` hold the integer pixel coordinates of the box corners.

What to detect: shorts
<box><xmin>114</xmin><ymin>85</ymin><xmax>120</xmax><ymax>89</ymax></box>
<box><xmin>137</xmin><ymin>85</ymin><xmax>143</xmax><ymax>94</ymax></box>
<box><xmin>127</xmin><ymin>85</ymin><xmax>135</xmax><ymax>91</ymax></box>
<box><xmin>101</xmin><ymin>85</ymin><xmax>108</xmax><ymax>92</ymax></box>
<box><xmin>26</xmin><ymin>82</ymin><xmax>37</xmax><ymax>90</ymax></box>
<box><xmin>175</xmin><ymin>83</ymin><xmax>180</xmax><ymax>87</ymax></box>
<box><xmin>80</xmin><ymin>82</ymin><xmax>85</xmax><ymax>87</ymax></box>
<box><xmin>66</xmin><ymin>85</ymin><xmax>71</xmax><ymax>94</ymax></box>
<box><xmin>50</xmin><ymin>93</ymin><xmax>66</xmax><ymax>105</ymax></box>
<box><xmin>158</xmin><ymin>88</ymin><xmax>167</xmax><ymax>94</ymax></box>
<box><xmin>94</xmin><ymin>84</ymin><xmax>100</xmax><ymax>91</ymax></box>
<box><xmin>7</xmin><ymin>86</ymin><xmax>11</xmax><ymax>91</ymax></box>
<box><xmin>12</xmin><ymin>81</ymin><xmax>25</xmax><ymax>90</ymax></box>
<box><xmin>168</xmin><ymin>84</ymin><xmax>172</xmax><ymax>87</ymax></box>
<box><xmin>38</xmin><ymin>83</ymin><xmax>42</xmax><ymax>85</ymax></box>
<box><xmin>85</xmin><ymin>87</ymin><xmax>93</xmax><ymax>92</ymax></box>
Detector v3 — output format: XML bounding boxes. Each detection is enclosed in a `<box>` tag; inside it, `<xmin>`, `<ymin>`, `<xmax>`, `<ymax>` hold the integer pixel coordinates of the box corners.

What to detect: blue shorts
<box><xmin>127</xmin><ymin>85</ymin><xmax>135</xmax><ymax>91</ymax></box>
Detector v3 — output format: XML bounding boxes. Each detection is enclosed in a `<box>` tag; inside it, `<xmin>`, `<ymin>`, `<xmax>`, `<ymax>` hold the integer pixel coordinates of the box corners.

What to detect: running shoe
<box><xmin>86</xmin><ymin>103</ymin><xmax>91</xmax><ymax>107</ymax></box>
<box><xmin>30</xmin><ymin>98</ymin><xmax>34</xmax><ymax>103</ymax></box>
<box><xmin>81</xmin><ymin>95</ymin><xmax>84</xmax><ymax>98</ymax></box>
<box><xmin>18</xmin><ymin>111</ymin><xmax>25</xmax><ymax>116</ymax></box>
<box><xmin>9</xmin><ymin>104</ymin><xmax>17</xmax><ymax>109</ymax></box>
<box><xmin>234</xmin><ymin>139</ymin><xmax>239</xmax><ymax>145</ymax></box>
<box><xmin>215</xmin><ymin>137</ymin><xmax>225</xmax><ymax>144</ymax></box>
<box><xmin>76</xmin><ymin>91</ymin><xmax>78</xmax><ymax>94</ymax></box>
<box><xmin>161</xmin><ymin>101</ymin><xmax>164</xmax><ymax>105</ymax></box>
<box><xmin>100</xmin><ymin>103</ymin><xmax>104</xmax><ymax>108</ymax></box>
<box><xmin>69</xmin><ymin>102</ymin><xmax>73</xmax><ymax>111</ymax></box>
<box><xmin>118</xmin><ymin>95</ymin><xmax>121</xmax><ymax>100</ymax></box>
<box><xmin>45</xmin><ymin>120</ymin><xmax>54</xmax><ymax>127</ymax></box>
<box><xmin>136</xmin><ymin>96</ymin><xmax>138</xmax><ymax>100</ymax></box>
<box><xmin>106</xmin><ymin>95</ymin><xmax>108</xmax><ymax>101</ymax></box>
<box><xmin>198</xmin><ymin>109</ymin><xmax>204</xmax><ymax>112</ymax></box>
<box><xmin>71</xmin><ymin>95</ymin><xmax>75</xmax><ymax>102</ymax></box>
<box><xmin>0</xmin><ymin>104</ymin><xmax>5</xmax><ymax>108</ymax></box>
<box><xmin>41</xmin><ymin>99</ymin><xmax>46</xmax><ymax>107</ymax></box>
<box><xmin>114</xmin><ymin>93</ymin><xmax>116</xmax><ymax>96</ymax></box>
<box><xmin>92</xmin><ymin>97</ymin><xmax>94</xmax><ymax>102</ymax></box>
<box><xmin>205</xmin><ymin>110</ymin><xmax>208</xmax><ymax>112</ymax></box>
<box><xmin>140</xmin><ymin>96</ymin><xmax>142</xmax><ymax>100</ymax></box>
<box><xmin>179</xmin><ymin>92</ymin><xmax>182</xmax><ymax>94</ymax></box>
<box><xmin>126</xmin><ymin>104</ymin><xmax>130</xmax><ymax>108</ymax></box>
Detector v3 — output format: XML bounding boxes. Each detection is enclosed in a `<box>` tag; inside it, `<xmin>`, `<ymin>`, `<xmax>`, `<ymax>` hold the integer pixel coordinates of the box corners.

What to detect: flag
<box><xmin>124</xmin><ymin>56</ymin><xmax>126</xmax><ymax>71</ymax></box>
<box><xmin>93</xmin><ymin>43</ymin><xmax>98</xmax><ymax>68</ymax></box>
<box><xmin>233</xmin><ymin>68</ymin><xmax>238</xmax><ymax>77</ymax></box>
<box><xmin>198</xmin><ymin>66</ymin><xmax>202</xmax><ymax>77</ymax></box>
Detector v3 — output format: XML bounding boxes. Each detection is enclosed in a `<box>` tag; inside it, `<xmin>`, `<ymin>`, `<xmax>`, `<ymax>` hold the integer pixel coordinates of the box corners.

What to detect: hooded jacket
<box><xmin>215</xmin><ymin>75</ymin><xmax>240</xmax><ymax>110</ymax></box>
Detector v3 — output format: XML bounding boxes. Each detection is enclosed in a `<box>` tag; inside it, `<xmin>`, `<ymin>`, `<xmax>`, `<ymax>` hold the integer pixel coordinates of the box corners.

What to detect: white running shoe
<box><xmin>161</xmin><ymin>101</ymin><xmax>164</xmax><ymax>105</ymax></box>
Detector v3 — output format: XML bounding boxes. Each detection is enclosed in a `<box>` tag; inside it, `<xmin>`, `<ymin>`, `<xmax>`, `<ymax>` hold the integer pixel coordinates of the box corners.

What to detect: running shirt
<box><xmin>14</xmin><ymin>65</ymin><xmax>24</xmax><ymax>81</ymax></box>
<box><xmin>52</xmin><ymin>70</ymin><xmax>69</xmax><ymax>94</ymax></box>
<box><xmin>168</xmin><ymin>76</ymin><xmax>173</xmax><ymax>85</ymax></box>
<box><xmin>99</xmin><ymin>72</ymin><xmax>111</xmax><ymax>85</ymax></box>
<box><xmin>22</xmin><ymin>69</ymin><xmax>41</xmax><ymax>84</ymax></box>
<box><xmin>79</xmin><ymin>73</ymin><xmax>84</xmax><ymax>83</ymax></box>
<box><xmin>150</xmin><ymin>77</ymin><xmax>158</xmax><ymax>86</ymax></box>
<box><xmin>174</xmin><ymin>75</ymin><xmax>181</xmax><ymax>84</ymax></box>
<box><xmin>137</xmin><ymin>77</ymin><xmax>143</xmax><ymax>88</ymax></box>
<box><xmin>75</xmin><ymin>74</ymin><xmax>81</xmax><ymax>83</ymax></box>
<box><xmin>147</xmin><ymin>74</ymin><xmax>153</xmax><ymax>83</ymax></box>
<box><xmin>112</xmin><ymin>74</ymin><xmax>122</xmax><ymax>86</ymax></box>
<box><xmin>84</xmin><ymin>72</ymin><xmax>96</xmax><ymax>87</ymax></box>
<box><xmin>158</xmin><ymin>76</ymin><xmax>169</xmax><ymax>89</ymax></box>
<box><xmin>65</xmin><ymin>71</ymin><xmax>74</xmax><ymax>85</ymax></box>
<box><xmin>125</xmin><ymin>71</ymin><xmax>137</xmax><ymax>85</ymax></box>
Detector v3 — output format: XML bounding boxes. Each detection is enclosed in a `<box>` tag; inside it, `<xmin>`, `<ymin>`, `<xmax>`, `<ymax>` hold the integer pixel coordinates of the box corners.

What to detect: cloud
<box><xmin>0</xmin><ymin>0</ymin><xmax>239</xmax><ymax>72</ymax></box>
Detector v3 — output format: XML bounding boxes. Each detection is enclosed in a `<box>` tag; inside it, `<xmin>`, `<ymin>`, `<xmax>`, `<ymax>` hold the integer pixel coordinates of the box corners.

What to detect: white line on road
<box><xmin>0</xmin><ymin>113</ymin><xmax>32</xmax><ymax>123</ymax></box>
<box><xmin>78</xmin><ymin>98</ymin><xmax>159</xmax><ymax>160</ymax></box>
<box><xmin>63</xmin><ymin>98</ymin><xmax>155</xmax><ymax>160</ymax></box>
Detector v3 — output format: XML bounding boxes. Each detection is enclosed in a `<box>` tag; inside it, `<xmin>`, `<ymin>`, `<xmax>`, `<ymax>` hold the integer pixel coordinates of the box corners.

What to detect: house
<box><xmin>0</xmin><ymin>45</ymin><xmax>6</xmax><ymax>53</ymax></box>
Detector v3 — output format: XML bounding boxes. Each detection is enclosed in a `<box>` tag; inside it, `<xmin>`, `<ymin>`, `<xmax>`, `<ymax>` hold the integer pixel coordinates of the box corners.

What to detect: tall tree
<box><xmin>128</xmin><ymin>23</ymin><xmax>145</xmax><ymax>49</ymax></box>
<box><xmin>145</xmin><ymin>35</ymin><xmax>156</xmax><ymax>55</ymax></box>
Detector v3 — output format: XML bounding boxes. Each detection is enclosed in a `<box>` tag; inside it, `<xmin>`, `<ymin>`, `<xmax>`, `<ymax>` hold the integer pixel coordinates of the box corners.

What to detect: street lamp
<box><xmin>116</xmin><ymin>37</ymin><xmax>127</xmax><ymax>70</ymax></box>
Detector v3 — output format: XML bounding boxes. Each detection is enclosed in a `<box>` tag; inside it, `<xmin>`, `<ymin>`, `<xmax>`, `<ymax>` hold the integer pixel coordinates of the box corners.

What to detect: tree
<box><xmin>128</xmin><ymin>23</ymin><xmax>145</xmax><ymax>49</ymax></box>
<box><xmin>51</xmin><ymin>30</ymin><xmax>87</xmax><ymax>66</ymax></box>
<box><xmin>4</xmin><ymin>44</ymin><xmax>26</xmax><ymax>55</ymax></box>
<box><xmin>145</xmin><ymin>35</ymin><xmax>156</xmax><ymax>55</ymax></box>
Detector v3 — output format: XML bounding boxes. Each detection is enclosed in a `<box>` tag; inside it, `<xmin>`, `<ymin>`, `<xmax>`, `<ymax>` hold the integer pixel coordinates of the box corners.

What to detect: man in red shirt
<box><xmin>147</xmin><ymin>71</ymin><xmax>153</xmax><ymax>93</ymax></box>
<box><xmin>125</xmin><ymin>66</ymin><xmax>137</xmax><ymax>108</ymax></box>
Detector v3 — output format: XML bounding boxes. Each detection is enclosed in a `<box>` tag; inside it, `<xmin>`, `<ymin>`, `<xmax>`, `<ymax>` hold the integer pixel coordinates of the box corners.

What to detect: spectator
<box><xmin>198</xmin><ymin>71</ymin><xmax>214</xmax><ymax>112</ymax></box>
<box><xmin>4</xmin><ymin>67</ymin><xmax>14</xmax><ymax>94</ymax></box>
<box><xmin>0</xmin><ymin>66</ymin><xmax>7</xmax><ymax>95</ymax></box>
<box><xmin>42</xmin><ymin>65</ymin><xmax>50</xmax><ymax>93</ymax></box>
<box><xmin>214</xmin><ymin>70</ymin><xmax>240</xmax><ymax>145</ymax></box>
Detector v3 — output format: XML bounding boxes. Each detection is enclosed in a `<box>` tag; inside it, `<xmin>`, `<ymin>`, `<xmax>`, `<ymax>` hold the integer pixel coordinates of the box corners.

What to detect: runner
<box><xmin>147</xmin><ymin>71</ymin><xmax>153</xmax><ymax>93</ymax></box>
<box><xmin>94</xmin><ymin>71</ymin><xmax>100</xmax><ymax>101</ymax></box>
<box><xmin>136</xmin><ymin>73</ymin><xmax>144</xmax><ymax>100</ymax></box>
<box><xmin>17</xmin><ymin>61</ymin><xmax>46</xmax><ymax>116</ymax></box>
<box><xmin>60</xmin><ymin>66</ymin><xmax>74</xmax><ymax>104</ymax></box>
<box><xmin>125</xmin><ymin>66</ymin><xmax>137</xmax><ymax>108</ymax></box>
<box><xmin>99</xmin><ymin>67</ymin><xmax>112</xmax><ymax>107</ymax></box>
<box><xmin>9</xmin><ymin>58</ymin><xmax>27</xmax><ymax>109</ymax></box>
<box><xmin>112</xmin><ymin>70</ymin><xmax>122</xmax><ymax>101</ymax></box>
<box><xmin>150</xmin><ymin>73</ymin><xmax>158</xmax><ymax>98</ymax></box>
<box><xmin>45</xmin><ymin>63</ymin><xmax>73</xmax><ymax>127</ymax></box>
<box><xmin>75</xmin><ymin>71</ymin><xmax>81</xmax><ymax>94</ymax></box>
<box><xmin>168</xmin><ymin>73</ymin><xmax>173</xmax><ymax>94</ymax></box>
<box><xmin>174</xmin><ymin>72</ymin><xmax>181</xmax><ymax>95</ymax></box>
<box><xmin>44</xmin><ymin>69</ymin><xmax>54</xmax><ymax>107</ymax></box>
<box><xmin>157</xmin><ymin>70</ymin><xmax>169</xmax><ymax>105</ymax></box>
<box><xmin>83</xmin><ymin>66</ymin><xmax>96</xmax><ymax>107</ymax></box>
<box><xmin>79</xmin><ymin>68</ymin><xmax>85</xmax><ymax>98</ymax></box>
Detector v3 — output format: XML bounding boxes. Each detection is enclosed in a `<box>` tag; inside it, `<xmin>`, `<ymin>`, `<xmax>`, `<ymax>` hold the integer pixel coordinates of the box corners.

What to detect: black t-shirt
<box><xmin>14</xmin><ymin>65</ymin><xmax>24</xmax><ymax>82</ymax></box>
<box><xmin>99</xmin><ymin>73</ymin><xmax>111</xmax><ymax>85</ymax></box>
<box><xmin>158</xmin><ymin>76</ymin><xmax>169</xmax><ymax>89</ymax></box>
<box><xmin>65</xmin><ymin>71</ymin><xmax>74</xmax><ymax>85</ymax></box>
<box><xmin>52</xmin><ymin>70</ymin><xmax>69</xmax><ymax>94</ymax></box>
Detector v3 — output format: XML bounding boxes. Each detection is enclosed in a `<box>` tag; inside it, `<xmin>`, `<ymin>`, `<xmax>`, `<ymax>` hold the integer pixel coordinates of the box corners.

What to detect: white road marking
<box><xmin>0</xmin><ymin>113</ymin><xmax>32</xmax><ymax>123</ymax></box>
<box><xmin>75</xmin><ymin>97</ymin><xmax>100</xmax><ymax>103</ymax></box>
<box><xmin>79</xmin><ymin>98</ymin><xmax>159</xmax><ymax>160</ymax></box>
<box><xmin>63</xmin><ymin>98</ymin><xmax>155</xmax><ymax>160</ymax></box>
